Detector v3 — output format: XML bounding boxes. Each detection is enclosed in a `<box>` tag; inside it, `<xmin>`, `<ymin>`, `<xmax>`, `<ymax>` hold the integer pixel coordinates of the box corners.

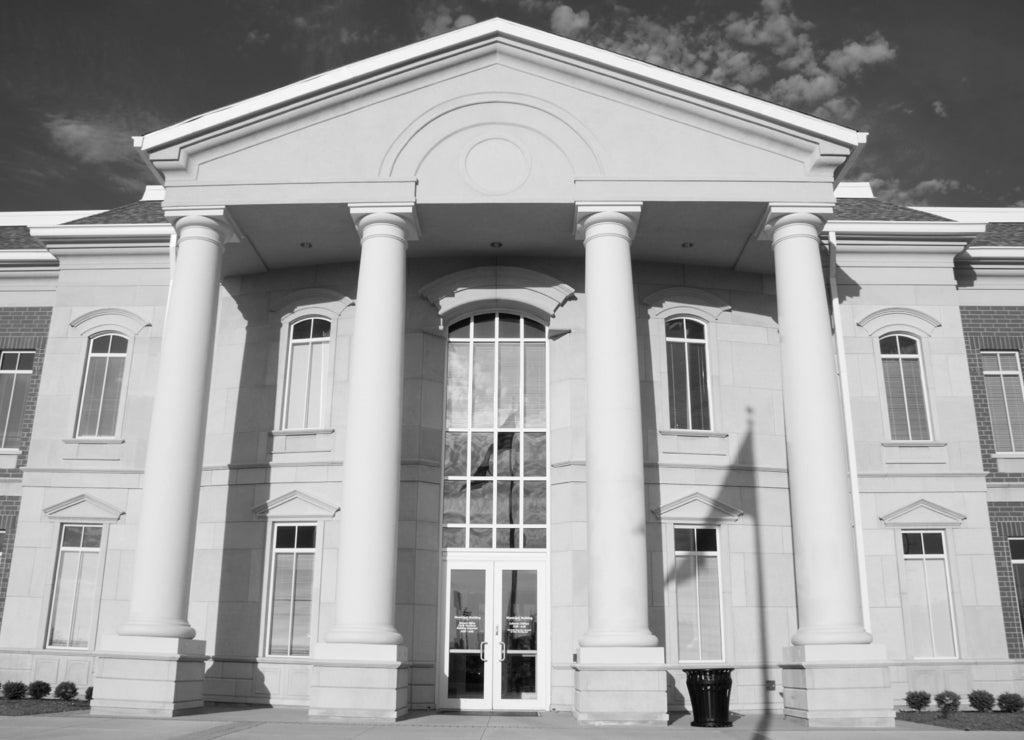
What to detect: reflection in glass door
<box><xmin>440</xmin><ymin>558</ymin><xmax>545</xmax><ymax>711</ymax></box>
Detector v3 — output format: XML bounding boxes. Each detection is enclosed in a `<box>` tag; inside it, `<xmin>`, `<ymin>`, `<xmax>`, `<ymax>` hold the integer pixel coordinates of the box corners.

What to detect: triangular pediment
<box><xmin>44</xmin><ymin>494</ymin><xmax>124</xmax><ymax>522</ymax></box>
<box><xmin>879</xmin><ymin>499</ymin><xmax>966</xmax><ymax>528</ymax></box>
<box><xmin>653</xmin><ymin>493</ymin><xmax>743</xmax><ymax>524</ymax></box>
<box><xmin>144</xmin><ymin>19</ymin><xmax>861</xmax><ymax>208</ymax></box>
<box><xmin>253</xmin><ymin>490</ymin><xmax>339</xmax><ymax>521</ymax></box>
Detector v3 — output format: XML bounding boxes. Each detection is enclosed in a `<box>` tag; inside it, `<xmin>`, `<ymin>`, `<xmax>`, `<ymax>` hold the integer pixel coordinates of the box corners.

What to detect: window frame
<box><xmin>74</xmin><ymin>332</ymin><xmax>130</xmax><ymax>439</ymax></box>
<box><xmin>981</xmin><ymin>350</ymin><xmax>1024</xmax><ymax>453</ymax></box>
<box><xmin>263</xmin><ymin>521</ymin><xmax>322</xmax><ymax>658</ymax></box>
<box><xmin>1010</xmin><ymin>538</ymin><xmax>1024</xmax><ymax>638</ymax></box>
<box><xmin>878</xmin><ymin>332</ymin><xmax>934</xmax><ymax>442</ymax></box>
<box><xmin>0</xmin><ymin>349</ymin><xmax>35</xmax><ymax>450</ymax></box>
<box><xmin>281</xmin><ymin>316</ymin><xmax>334</xmax><ymax>431</ymax></box>
<box><xmin>67</xmin><ymin>308</ymin><xmax>150</xmax><ymax>443</ymax></box>
<box><xmin>664</xmin><ymin>317</ymin><xmax>712</xmax><ymax>431</ymax></box>
<box><xmin>45</xmin><ymin>522</ymin><xmax>107</xmax><ymax>650</ymax></box>
<box><xmin>669</xmin><ymin>524</ymin><xmax>725</xmax><ymax>663</ymax></box>
<box><xmin>271</xmin><ymin>292</ymin><xmax>352</xmax><ymax>437</ymax></box>
<box><xmin>898</xmin><ymin>528</ymin><xmax>959</xmax><ymax>659</ymax></box>
<box><xmin>643</xmin><ymin>289</ymin><xmax>730</xmax><ymax>438</ymax></box>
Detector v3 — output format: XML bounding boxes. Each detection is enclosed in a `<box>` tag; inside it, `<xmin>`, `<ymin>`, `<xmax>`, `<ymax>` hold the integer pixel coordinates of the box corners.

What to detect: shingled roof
<box><xmin>970</xmin><ymin>222</ymin><xmax>1024</xmax><ymax>247</ymax></box>
<box><xmin>0</xmin><ymin>225</ymin><xmax>46</xmax><ymax>250</ymax></box>
<box><xmin>68</xmin><ymin>200</ymin><xmax>166</xmax><ymax>225</ymax></box>
<box><xmin>832</xmin><ymin>198</ymin><xmax>950</xmax><ymax>222</ymax></box>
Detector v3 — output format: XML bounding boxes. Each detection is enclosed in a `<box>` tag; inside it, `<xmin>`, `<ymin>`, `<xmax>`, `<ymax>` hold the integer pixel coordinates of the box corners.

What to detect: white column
<box><xmin>577</xmin><ymin>206</ymin><xmax>658</xmax><ymax>649</ymax></box>
<box><xmin>326</xmin><ymin>206</ymin><xmax>417</xmax><ymax>646</ymax></box>
<box><xmin>770</xmin><ymin>212</ymin><xmax>870</xmax><ymax>646</ymax></box>
<box><xmin>119</xmin><ymin>215</ymin><xmax>229</xmax><ymax>638</ymax></box>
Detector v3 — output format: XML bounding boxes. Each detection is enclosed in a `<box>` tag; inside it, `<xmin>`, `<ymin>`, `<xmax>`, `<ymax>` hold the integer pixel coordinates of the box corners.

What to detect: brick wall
<box><xmin>960</xmin><ymin>306</ymin><xmax>1024</xmax><ymax>483</ymax></box>
<box><xmin>0</xmin><ymin>306</ymin><xmax>51</xmax><ymax>628</ymax></box>
<box><xmin>0</xmin><ymin>496</ymin><xmax>19</xmax><ymax>625</ymax></box>
<box><xmin>988</xmin><ymin>502</ymin><xmax>1024</xmax><ymax>659</ymax></box>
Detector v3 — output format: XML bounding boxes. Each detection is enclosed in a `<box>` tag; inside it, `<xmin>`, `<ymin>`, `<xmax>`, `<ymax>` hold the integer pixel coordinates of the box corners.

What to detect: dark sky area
<box><xmin>2</xmin><ymin>0</ymin><xmax>1022</xmax><ymax>210</ymax></box>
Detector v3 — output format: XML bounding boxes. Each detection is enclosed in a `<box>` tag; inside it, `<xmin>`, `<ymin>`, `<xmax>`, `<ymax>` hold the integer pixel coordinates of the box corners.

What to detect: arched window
<box><xmin>879</xmin><ymin>333</ymin><xmax>931</xmax><ymax>441</ymax></box>
<box><xmin>442</xmin><ymin>312</ymin><xmax>548</xmax><ymax>549</ymax></box>
<box><xmin>666</xmin><ymin>317</ymin><xmax>711</xmax><ymax>431</ymax></box>
<box><xmin>76</xmin><ymin>333</ymin><xmax>128</xmax><ymax>438</ymax></box>
<box><xmin>282</xmin><ymin>317</ymin><xmax>332</xmax><ymax>430</ymax></box>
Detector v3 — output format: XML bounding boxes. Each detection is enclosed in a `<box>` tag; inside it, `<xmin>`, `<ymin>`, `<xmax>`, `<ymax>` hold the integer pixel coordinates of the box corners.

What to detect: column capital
<box><xmin>349</xmin><ymin>203</ymin><xmax>420</xmax><ymax>241</ymax></box>
<box><xmin>164</xmin><ymin>206</ymin><xmax>240</xmax><ymax>244</ymax></box>
<box><xmin>574</xmin><ymin>202</ymin><xmax>642</xmax><ymax>241</ymax></box>
<box><xmin>758</xmin><ymin>202</ymin><xmax>833</xmax><ymax>241</ymax></box>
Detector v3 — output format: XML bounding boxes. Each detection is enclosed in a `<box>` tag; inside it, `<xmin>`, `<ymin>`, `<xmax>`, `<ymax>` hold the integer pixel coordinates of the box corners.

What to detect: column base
<box><xmin>90</xmin><ymin>636</ymin><xmax>207</xmax><ymax>717</ymax></box>
<box><xmin>308</xmin><ymin>643</ymin><xmax>409</xmax><ymax>721</ymax></box>
<box><xmin>781</xmin><ymin>644</ymin><xmax>894</xmax><ymax>728</ymax></box>
<box><xmin>573</xmin><ymin>645</ymin><xmax>668</xmax><ymax>726</ymax></box>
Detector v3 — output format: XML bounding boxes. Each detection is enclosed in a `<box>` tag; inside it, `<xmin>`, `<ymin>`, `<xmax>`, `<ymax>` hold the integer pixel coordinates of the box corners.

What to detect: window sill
<box><xmin>270</xmin><ymin>428</ymin><xmax>335</xmax><ymax>455</ymax></box>
<box><xmin>881</xmin><ymin>441</ymin><xmax>947</xmax><ymax>465</ymax></box>
<box><xmin>992</xmin><ymin>453</ymin><xmax>1024</xmax><ymax>473</ymax></box>
<box><xmin>658</xmin><ymin>429</ymin><xmax>729</xmax><ymax>457</ymax></box>
<box><xmin>0</xmin><ymin>449</ymin><xmax>19</xmax><ymax>469</ymax></box>
<box><xmin>61</xmin><ymin>438</ymin><xmax>125</xmax><ymax>462</ymax></box>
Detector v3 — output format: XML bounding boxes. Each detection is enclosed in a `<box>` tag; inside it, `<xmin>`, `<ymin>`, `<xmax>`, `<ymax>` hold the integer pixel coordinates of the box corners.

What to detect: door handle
<box><xmin>480</xmin><ymin>640</ymin><xmax>488</xmax><ymax>662</ymax></box>
<box><xmin>498</xmin><ymin>641</ymin><xmax>506</xmax><ymax>661</ymax></box>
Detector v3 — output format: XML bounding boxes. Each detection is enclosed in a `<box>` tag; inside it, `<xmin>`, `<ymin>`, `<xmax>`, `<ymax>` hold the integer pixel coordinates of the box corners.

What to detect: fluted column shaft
<box><xmin>771</xmin><ymin>212</ymin><xmax>870</xmax><ymax>646</ymax></box>
<box><xmin>120</xmin><ymin>215</ymin><xmax>227</xmax><ymax>638</ymax></box>
<box><xmin>578</xmin><ymin>209</ymin><xmax>657</xmax><ymax>648</ymax></box>
<box><xmin>327</xmin><ymin>209</ymin><xmax>415</xmax><ymax>645</ymax></box>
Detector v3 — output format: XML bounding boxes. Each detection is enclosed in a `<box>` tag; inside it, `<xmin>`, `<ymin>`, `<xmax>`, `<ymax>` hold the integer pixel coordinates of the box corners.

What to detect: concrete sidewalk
<box><xmin>0</xmin><ymin>708</ymin><xmax>999</xmax><ymax>740</ymax></box>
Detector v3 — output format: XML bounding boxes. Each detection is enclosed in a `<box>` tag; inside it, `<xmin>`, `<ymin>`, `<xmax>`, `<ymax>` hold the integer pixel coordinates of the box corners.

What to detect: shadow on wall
<box><xmin>205</xmin><ymin>280</ymin><xmax>273</xmax><ymax>703</ymax></box>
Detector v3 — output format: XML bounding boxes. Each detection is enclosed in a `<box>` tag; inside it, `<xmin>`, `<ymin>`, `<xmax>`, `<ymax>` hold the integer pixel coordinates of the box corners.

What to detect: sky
<box><xmin>2</xmin><ymin>0</ymin><xmax>1023</xmax><ymax>211</ymax></box>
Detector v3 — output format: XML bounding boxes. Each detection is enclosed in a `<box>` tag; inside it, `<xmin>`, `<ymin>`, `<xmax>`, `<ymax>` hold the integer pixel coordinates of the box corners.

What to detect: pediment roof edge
<box><xmin>138</xmin><ymin>19</ymin><xmax>864</xmax><ymax>156</ymax></box>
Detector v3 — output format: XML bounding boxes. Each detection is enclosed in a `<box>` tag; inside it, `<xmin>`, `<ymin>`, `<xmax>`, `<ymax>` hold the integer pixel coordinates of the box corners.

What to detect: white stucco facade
<box><xmin>0</xmin><ymin>19</ymin><xmax>1022</xmax><ymax>729</ymax></box>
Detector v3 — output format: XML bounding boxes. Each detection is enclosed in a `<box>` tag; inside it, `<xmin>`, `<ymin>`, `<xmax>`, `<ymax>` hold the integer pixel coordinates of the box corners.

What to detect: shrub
<box><xmin>998</xmin><ymin>692</ymin><xmax>1024</xmax><ymax>713</ymax></box>
<box><xmin>905</xmin><ymin>690</ymin><xmax>931</xmax><ymax>711</ymax></box>
<box><xmin>968</xmin><ymin>689</ymin><xmax>995</xmax><ymax>712</ymax></box>
<box><xmin>27</xmin><ymin>681</ymin><xmax>51</xmax><ymax>700</ymax></box>
<box><xmin>935</xmin><ymin>690</ymin><xmax>961</xmax><ymax>718</ymax></box>
<box><xmin>53</xmin><ymin>681</ymin><xmax>78</xmax><ymax>701</ymax></box>
<box><xmin>84</xmin><ymin>686</ymin><xmax>93</xmax><ymax>702</ymax></box>
<box><xmin>2</xmin><ymin>681</ymin><xmax>27</xmax><ymax>700</ymax></box>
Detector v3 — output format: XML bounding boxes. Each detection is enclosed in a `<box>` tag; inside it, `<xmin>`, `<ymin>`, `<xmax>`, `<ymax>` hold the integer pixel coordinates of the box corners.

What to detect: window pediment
<box><xmin>44</xmin><ymin>494</ymin><xmax>124</xmax><ymax>522</ymax></box>
<box><xmin>879</xmin><ymin>499</ymin><xmax>966</xmax><ymax>528</ymax></box>
<box><xmin>420</xmin><ymin>266</ymin><xmax>575</xmax><ymax>327</ymax></box>
<box><xmin>653</xmin><ymin>493</ymin><xmax>743</xmax><ymax>524</ymax></box>
<box><xmin>253</xmin><ymin>490</ymin><xmax>339</xmax><ymax>521</ymax></box>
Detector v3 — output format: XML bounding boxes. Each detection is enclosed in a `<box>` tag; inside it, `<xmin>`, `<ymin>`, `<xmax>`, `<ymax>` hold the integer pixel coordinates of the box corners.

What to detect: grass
<box><xmin>898</xmin><ymin>709</ymin><xmax>1024</xmax><ymax>731</ymax></box>
<box><xmin>0</xmin><ymin>697</ymin><xmax>90</xmax><ymax>716</ymax></box>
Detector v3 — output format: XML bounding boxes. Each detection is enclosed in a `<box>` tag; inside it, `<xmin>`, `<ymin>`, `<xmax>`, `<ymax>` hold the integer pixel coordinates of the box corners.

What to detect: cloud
<box><xmin>823</xmin><ymin>33</ymin><xmax>895</xmax><ymax>76</ymax></box>
<box><xmin>551</xmin><ymin>5</ymin><xmax>590</xmax><ymax>37</ymax></box>
<box><xmin>419</xmin><ymin>4</ymin><xmax>476</xmax><ymax>38</ymax></box>
<box><xmin>932</xmin><ymin>100</ymin><xmax>948</xmax><ymax>117</ymax></box>
<box><xmin>45</xmin><ymin>115</ymin><xmax>135</xmax><ymax>165</ymax></box>
<box><xmin>564</xmin><ymin>0</ymin><xmax>895</xmax><ymax>124</ymax></box>
<box><xmin>868</xmin><ymin>175</ymin><xmax>963</xmax><ymax>204</ymax></box>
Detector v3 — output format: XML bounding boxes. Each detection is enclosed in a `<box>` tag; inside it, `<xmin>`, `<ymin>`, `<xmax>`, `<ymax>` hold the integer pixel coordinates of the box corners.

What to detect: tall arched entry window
<box><xmin>439</xmin><ymin>311</ymin><xmax>549</xmax><ymax>712</ymax></box>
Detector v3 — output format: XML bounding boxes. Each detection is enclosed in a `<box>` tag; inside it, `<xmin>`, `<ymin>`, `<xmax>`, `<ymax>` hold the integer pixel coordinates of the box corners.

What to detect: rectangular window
<box><xmin>1011</xmin><ymin>539</ymin><xmax>1024</xmax><ymax>637</ymax></box>
<box><xmin>880</xmin><ymin>335</ymin><xmax>931</xmax><ymax>441</ymax></box>
<box><xmin>982</xmin><ymin>351</ymin><xmax>1024</xmax><ymax>453</ymax></box>
<box><xmin>76</xmin><ymin>334</ymin><xmax>128</xmax><ymax>438</ymax></box>
<box><xmin>283</xmin><ymin>318</ymin><xmax>331</xmax><ymax>429</ymax></box>
<box><xmin>674</xmin><ymin>526</ymin><xmax>723</xmax><ymax>661</ymax></box>
<box><xmin>666</xmin><ymin>318</ymin><xmax>710</xmax><ymax>430</ymax></box>
<box><xmin>267</xmin><ymin>523</ymin><xmax>316</xmax><ymax>656</ymax></box>
<box><xmin>47</xmin><ymin>524</ymin><xmax>102</xmax><ymax>649</ymax></box>
<box><xmin>0</xmin><ymin>351</ymin><xmax>33</xmax><ymax>448</ymax></box>
<box><xmin>901</xmin><ymin>530</ymin><xmax>957</xmax><ymax>658</ymax></box>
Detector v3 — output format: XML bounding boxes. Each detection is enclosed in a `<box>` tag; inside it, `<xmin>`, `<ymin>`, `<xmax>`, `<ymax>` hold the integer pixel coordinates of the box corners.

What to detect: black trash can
<box><xmin>684</xmin><ymin>668</ymin><xmax>733</xmax><ymax>727</ymax></box>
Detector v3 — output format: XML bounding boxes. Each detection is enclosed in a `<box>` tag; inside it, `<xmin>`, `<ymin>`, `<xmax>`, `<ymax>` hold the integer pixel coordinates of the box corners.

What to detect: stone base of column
<box><xmin>781</xmin><ymin>644</ymin><xmax>894</xmax><ymax>728</ymax></box>
<box><xmin>90</xmin><ymin>636</ymin><xmax>207</xmax><ymax>717</ymax></box>
<box><xmin>573</xmin><ymin>646</ymin><xmax>668</xmax><ymax>726</ymax></box>
<box><xmin>309</xmin><ymin>643</ymin><xmax>409</xmax><ymax>721</ymax></box>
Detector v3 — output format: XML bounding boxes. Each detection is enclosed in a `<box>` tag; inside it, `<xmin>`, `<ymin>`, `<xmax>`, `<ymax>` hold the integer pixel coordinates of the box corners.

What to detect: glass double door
<box><xmin>439</xmin><ymin>556</ymin><xmax>546</xmax><ymax>711</ymax></box>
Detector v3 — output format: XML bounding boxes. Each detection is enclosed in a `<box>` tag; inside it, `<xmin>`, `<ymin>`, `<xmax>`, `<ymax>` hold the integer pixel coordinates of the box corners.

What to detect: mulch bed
<box><xmin>0</xmin><ymin>698</ymin><xmax>90</xmax><ymax>716</ymax></box>
<box><xmin>898</xmin><ymin>710</ymin><xmax>1024</xmax><ymax>731</ymax></box>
